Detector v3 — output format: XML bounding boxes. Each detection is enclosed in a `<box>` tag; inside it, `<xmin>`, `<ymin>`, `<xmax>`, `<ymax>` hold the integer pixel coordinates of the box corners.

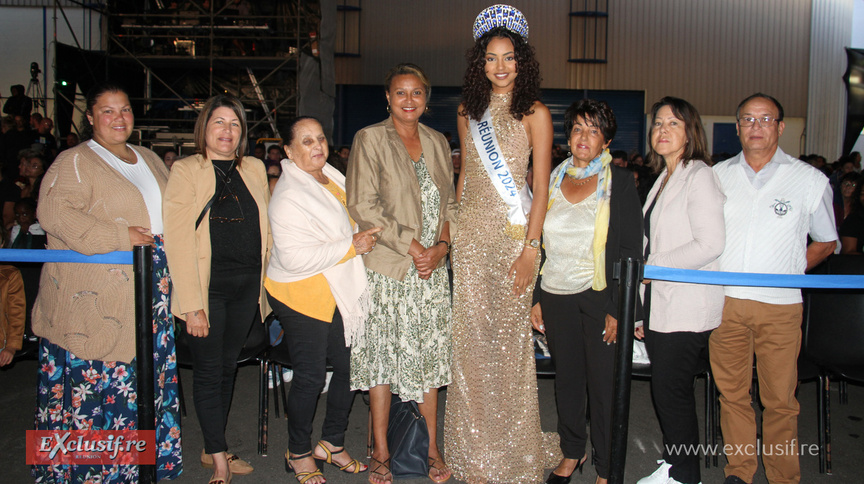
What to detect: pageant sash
<box><xmin>469</xmin><ymin>109</ymin><xmax>531</xmax><ymax>232</ymax></box>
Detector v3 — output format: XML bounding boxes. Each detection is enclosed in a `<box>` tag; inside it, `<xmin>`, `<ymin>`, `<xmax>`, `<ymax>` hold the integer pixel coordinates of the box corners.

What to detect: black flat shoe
<box><xmin>545</xmin><ymin>456</ymin><xmax>586</xmax><ymax>484</ymax></box>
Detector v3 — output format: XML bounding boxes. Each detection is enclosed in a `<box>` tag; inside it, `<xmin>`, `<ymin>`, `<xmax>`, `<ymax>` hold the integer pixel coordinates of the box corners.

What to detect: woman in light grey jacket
<box><xmin>636</xmin><ymin>97</ymin><xmax>725</xmax><ymax>484</ymax></box>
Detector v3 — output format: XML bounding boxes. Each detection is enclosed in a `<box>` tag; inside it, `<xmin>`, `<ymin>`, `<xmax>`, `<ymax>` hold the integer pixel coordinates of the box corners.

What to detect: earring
<box><xmin>425</xmin><ymin>106</ymin><xmax>430</xmax><ymax>113</ymax></box>
<box><xmin>386</xmin><ymin>105</ymin><xmax>392</xmax><ymax>113</ymax></box>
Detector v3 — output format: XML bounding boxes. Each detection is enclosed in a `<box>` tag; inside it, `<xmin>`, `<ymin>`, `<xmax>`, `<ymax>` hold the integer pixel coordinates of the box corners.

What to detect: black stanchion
<box><xmin>609</xmin><ymin>257</ymin><xmax>642</xmax><ymax>484</ymax></box>
<box><xmin>134</xmin><ymin>245</ymin><xmax>156</xmax><ymax>484</ymax></box>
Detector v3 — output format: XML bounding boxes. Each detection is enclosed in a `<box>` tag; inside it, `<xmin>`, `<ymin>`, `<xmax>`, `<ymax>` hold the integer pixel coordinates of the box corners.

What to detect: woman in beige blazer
<box><xmin>163</xmin><ymin>95</ymin><xmax>271</xmax><ymax>484</ymax></box>
<box><xmin>346</xmin><ymin>63</ymin><xmax>457</xmax><ymax>484</ymax></box>
<box><xmin>636</xmin><ymin>97</ymin><xmax>725</xmax><ymax>484</ymax></box>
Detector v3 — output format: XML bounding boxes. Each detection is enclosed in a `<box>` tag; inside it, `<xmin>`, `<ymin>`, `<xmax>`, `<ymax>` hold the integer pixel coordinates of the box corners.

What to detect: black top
<box><xmin>209</xmin><ymin>159</ymin><xmax>261</xmax><ymax>274</ymax></box>
<box><xmin>839</xmin><ymin>211</ymin><xmax>864</xmax><ymax>253</ymax></box>
<box><xmin>0</xmin><ymin>177</ymin><xmax>21</xmax><ymax>206</ymax></box>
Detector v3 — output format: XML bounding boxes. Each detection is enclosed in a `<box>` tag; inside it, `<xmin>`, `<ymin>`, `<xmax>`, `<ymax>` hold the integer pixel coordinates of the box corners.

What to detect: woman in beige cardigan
<box><xmin>32</xmin><ymin>82</ymin><xmax>182</xmax><ymax>482</ymax></box>
<box><xmin>636</xmin><ymin>97</ymin><xmax>725</xmax><ymax>484</ymax></box>
<box><xmin>163</xmin><ymin>95</ymin><xmax>271</xmax><ymax>484</ymax></box>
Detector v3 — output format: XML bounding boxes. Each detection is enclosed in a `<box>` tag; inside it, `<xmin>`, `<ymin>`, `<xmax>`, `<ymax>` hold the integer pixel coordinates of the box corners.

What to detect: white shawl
<box><xmin>266</xmin><ymin>160</ymin><xmax>369</xmax><ymax>345</ymax></box>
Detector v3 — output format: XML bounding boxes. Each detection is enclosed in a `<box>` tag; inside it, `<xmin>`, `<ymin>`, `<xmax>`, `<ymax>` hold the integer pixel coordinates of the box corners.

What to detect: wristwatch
<box><xmin>524</xmin><ymin>238</ymin><xmax>540</xmax><ymax>249</ymax></box>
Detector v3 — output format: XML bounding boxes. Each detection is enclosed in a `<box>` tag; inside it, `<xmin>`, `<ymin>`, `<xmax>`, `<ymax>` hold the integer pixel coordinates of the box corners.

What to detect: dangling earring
<box><xmin>386</xmin><ymin>105</ymin><xmax>392</xmax><ymax>113</ymax></box>
<box><xmin>425</xmin><ymin>106</ymin><xmax>430</xmax><ymax>113</ymax></box>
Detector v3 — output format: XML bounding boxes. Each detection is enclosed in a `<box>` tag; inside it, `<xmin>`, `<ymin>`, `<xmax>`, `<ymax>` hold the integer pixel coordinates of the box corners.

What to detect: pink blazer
<box><xmin>642</xmin><ymin>160</ymin><xmax>726</xmax><ymax>333</ymax></box>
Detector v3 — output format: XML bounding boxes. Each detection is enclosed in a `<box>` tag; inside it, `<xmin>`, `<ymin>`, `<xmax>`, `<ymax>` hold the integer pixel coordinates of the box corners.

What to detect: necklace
<box><xmin>111</xmin><ymin>149</ymin><xmax>135</xmax><ymax>164</ymax></box>
<box><xmin>566</xmin><ymin>173</ymin><xmax>596</xmax><ymax>187</ymax></box>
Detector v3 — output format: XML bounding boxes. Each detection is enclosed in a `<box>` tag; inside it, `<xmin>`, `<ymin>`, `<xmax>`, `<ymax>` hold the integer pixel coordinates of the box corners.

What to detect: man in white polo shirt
<box><xmin>710</xmin><ymin>93</ymin><xmax>837</xmax><ymax>484</ymax></box>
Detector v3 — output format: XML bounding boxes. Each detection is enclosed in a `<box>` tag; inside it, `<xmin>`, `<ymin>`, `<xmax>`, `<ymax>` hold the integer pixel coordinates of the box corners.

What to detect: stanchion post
<box><xmin>609</xmin><ymin>257</ymin><xmax>642</xmax><ymax>484</ymax></box>
<box><xmin>134</xmin><ymin>245</ymin><xmax>156</xmax><ymax>484</ymax></box>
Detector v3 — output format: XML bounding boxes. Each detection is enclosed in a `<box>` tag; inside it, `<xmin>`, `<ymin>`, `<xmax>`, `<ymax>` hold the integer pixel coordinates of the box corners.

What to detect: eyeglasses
<box><xmin>738</xmin><ymin>116</ymin><xmax>779</xmax><ymax>128</ymax></box>
<box><xmin>842</xmin><ymin>181</ymin><xmax>858</xmax><ymax>188</ymax></box>
<box><xmin>210</xmin><ymin>185</ymin><xmax>245</xmax><ymax>224</ymax></box>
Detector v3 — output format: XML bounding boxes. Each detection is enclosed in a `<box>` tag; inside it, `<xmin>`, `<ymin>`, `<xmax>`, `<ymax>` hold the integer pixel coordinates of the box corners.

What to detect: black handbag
<box><xmin>386</xmin><ymin>396</ymin><xmax>429</xmax><ymax>479</ymax></box>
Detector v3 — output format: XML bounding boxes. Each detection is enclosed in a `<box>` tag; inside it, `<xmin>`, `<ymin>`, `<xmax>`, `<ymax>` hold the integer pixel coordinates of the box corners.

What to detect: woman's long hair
<box><xmin>646</xmin><ymin>96</ymin><xmax>711</xmax><ymax>174</ymax></box>
<box><xmin>460</xmin><ymin>27</ymin><xmax>541</xmax><ymax>121</ymax></box>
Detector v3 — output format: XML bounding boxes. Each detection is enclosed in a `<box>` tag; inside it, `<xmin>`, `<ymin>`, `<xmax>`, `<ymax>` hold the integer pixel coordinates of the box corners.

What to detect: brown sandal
<box><xmin>368</xmin><ymin>457</ymin><xmax>392</xmax><ymax>484</ymax></box>
<box><xmin>428</xmin><ymin>456</ymin><xmax>451</xmax><ymax>484</ymax></box>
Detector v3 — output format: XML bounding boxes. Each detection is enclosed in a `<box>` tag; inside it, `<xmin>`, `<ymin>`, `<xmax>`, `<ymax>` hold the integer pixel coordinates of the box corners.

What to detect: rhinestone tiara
<box><xmin>472</xmin><ymin>4</ymin><xmax>529</xmax><ymax>41</ymax></box>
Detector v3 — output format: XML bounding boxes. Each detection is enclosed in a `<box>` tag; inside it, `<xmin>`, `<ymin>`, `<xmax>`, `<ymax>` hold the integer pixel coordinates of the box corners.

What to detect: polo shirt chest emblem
<box><xmin>771</xmin><ymin>198</ymin><xmax>792</xmax><ymax>217</ymax></box>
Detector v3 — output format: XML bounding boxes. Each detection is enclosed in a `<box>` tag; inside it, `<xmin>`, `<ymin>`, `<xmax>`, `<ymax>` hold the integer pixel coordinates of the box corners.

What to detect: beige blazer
<box><xmin>346</xmin><ymin>118</ymin><xmax>458</xmax><ymax>281</ymax></box>
<box><xmin>162</xmin><ymin>154</ymin><xmax>272</xmax><ymax>322</ymax></box>
<box><xmin>642</xmin><ymin>159</ymin><xmax>726</xmax><ymax>333</ymax></box>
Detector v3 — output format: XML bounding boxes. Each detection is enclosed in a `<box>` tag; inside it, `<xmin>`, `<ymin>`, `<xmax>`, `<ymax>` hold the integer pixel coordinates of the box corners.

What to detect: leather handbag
<box><xmin>386</xmin><ymin>396</ymin><xmax>429</xmax><ymax>479</ymax></box>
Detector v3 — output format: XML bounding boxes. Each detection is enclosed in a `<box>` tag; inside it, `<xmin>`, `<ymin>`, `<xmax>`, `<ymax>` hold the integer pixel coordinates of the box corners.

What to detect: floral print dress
<box><xmin>33</xmin><ymin>235</ymin><xmax>183</xmax><ymax>483</ymax></box>
<box><xmin>350</xmin><ymin>154</ymin><xmax>452</xmax><ymax>403</ymax></box>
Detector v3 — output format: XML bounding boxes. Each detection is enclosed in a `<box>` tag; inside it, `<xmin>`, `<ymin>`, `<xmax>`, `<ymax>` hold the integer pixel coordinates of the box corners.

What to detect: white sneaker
<box><xmin>664</xmin><ymin>478</ymin><xmax>700</xmax><ymax>484</ymax></box>
<box><xmin>636</xmin><ymin>460</ymin><xmax>671</xmax><ymax>484</ymax></box>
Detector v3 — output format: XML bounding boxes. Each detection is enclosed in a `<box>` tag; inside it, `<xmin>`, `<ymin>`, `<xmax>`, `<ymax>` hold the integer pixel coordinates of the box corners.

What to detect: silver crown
<box><xmin>472</xmin><ymin>4</ymin><xmax>529</xmax><ymax>41</ymax></box>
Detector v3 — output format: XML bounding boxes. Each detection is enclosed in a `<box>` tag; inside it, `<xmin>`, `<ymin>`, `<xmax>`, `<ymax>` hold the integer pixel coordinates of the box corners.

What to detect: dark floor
<box><xmin>2</xmin><ymin>359</ymin><xmax>863</xmax><ymax>483</ymax></box>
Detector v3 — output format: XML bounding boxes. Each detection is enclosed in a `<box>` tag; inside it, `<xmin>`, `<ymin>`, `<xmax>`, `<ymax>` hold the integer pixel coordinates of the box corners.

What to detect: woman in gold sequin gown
<box><xmin>445</xmin><ymin>19</ymin><xmax>557</xmax><ymax>483</ymax></box>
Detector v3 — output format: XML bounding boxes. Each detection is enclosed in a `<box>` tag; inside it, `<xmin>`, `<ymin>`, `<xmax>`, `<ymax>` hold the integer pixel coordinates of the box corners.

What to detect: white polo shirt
<box><xmin>714</xmin><ymin>148</ymin><xmax>837</xmax><ymax>304</ymax></box>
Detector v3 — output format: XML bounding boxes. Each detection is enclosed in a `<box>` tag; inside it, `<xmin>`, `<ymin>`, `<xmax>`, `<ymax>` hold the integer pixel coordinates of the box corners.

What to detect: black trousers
<box><xmin>266</xmin><ymin>291</ymin><xmax>354</xmax><ymax>455</ymax></box>
<box><xmin>540</xmin><ymin>287</ymin><xmax>615</xmax><ymax>479</ymax></box>
<box><xmin>185</xmin><ymin>269</ymin><xmax>260</xmax><ymax>454</ymax></box>
<box><xmin>644</xmin><ymin>328</ymin><xmax>712</xmax><ymax>484</ymax></box>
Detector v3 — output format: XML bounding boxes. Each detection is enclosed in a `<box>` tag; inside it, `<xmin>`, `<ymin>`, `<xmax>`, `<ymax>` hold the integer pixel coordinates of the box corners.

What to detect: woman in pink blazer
<box><xmin>636</xmin><ymin>97</ymin><xmax>726</xmax><ymax>484</ymax></box>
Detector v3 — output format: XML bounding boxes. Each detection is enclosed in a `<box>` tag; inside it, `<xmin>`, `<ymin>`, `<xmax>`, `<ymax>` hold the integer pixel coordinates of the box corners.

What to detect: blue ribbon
<box><xmin>0</xmin><ymin>249</ymin><xmax>133</xmax><ymax>265</ymax></box>
<box><xmin>644</xmin><ymin>265</ymin><xmax>864</xmax><ymax>289</ymax></box>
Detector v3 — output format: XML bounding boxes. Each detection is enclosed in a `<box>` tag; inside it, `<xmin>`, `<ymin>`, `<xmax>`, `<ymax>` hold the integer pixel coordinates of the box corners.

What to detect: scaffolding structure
<box><xmin>98</xmin><ymin>0</ymin><xmax>319</xmax><ymax>149</ymax></box>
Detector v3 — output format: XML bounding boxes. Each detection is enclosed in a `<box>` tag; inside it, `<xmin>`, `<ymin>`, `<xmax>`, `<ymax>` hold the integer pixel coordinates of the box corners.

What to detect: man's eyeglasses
<box><xmin>738</xmin><ymin>116</ymin><xmax>779</xmax><ymax>128</ymax></box>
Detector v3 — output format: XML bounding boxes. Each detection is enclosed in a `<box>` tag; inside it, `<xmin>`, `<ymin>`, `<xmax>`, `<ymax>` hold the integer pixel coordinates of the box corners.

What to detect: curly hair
<box><xmin>460</xmin><ymin>27</ymin><xmax>541</xmax><ymax>121</ymax></box>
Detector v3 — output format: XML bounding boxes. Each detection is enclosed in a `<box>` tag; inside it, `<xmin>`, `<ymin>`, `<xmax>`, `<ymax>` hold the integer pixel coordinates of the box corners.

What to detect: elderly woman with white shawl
<box><xmin>264</xmin><ymin>116</ymin><xmax>381</xmax><ymax>484</ymax></box>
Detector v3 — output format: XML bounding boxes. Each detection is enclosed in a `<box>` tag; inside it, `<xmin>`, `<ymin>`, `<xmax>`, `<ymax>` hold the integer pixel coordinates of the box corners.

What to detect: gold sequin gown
<box><xmin>446</xmin><ymin>92</ymin><xmax>560</xmax><ymax>483</ymax></box>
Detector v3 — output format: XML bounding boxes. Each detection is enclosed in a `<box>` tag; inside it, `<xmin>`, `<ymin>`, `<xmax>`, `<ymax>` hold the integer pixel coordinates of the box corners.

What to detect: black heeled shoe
<box><xmin>545</xmin><ymin>456</ymin><xmax>587</xmax><ymax>484</ymax></box>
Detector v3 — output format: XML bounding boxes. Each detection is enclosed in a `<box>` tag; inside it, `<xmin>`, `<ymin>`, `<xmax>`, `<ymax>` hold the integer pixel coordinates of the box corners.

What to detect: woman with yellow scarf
<box><xmin>530</xmin><ymin>98</ymin><xmax>643</xmax><ymax>484</ymax></box>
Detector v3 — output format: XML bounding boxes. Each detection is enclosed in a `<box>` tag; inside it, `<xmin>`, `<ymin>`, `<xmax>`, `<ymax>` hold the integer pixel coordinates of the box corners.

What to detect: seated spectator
<box><xmin>8</xmin><ymin>198</ymin><xmax>45</xmax><ymax>249</ymax></box>
<box><xmin>0</xmin><ymin>264</ymin><xmax>25</xmax><ymax>367</ymax></box>
<box><xmin>61</xmin><ymin>132</ymin><xmax>79</xmax><ymax>151</ymax></box>
<box><xmin>839</xmin><ymin>175</ymin><xmax>864</xmax><ymax>254</ymax></box>
<box><xmin>254</xmin><ymin>143</ymin><xmax>266</xmax><ymax>161</ymax></box>
<box><xmin>30</xmin><ymin>112</ymin><xmax>43</xmax><ymax>131</ymax></box>
<box><xmin>163</xmin><ymin>149</ymin><xmax>178</xmax><ymax>170</ymax></box>
<box><xmin>1</xmin><ymin>115</ymin><xmax>35</xmax><ymax>180</ymax></box>
<box><xmin>0</xmin><ymin>162</ymin><xmax>21</xmax><ymax>230</ymax></box>
<box><xmin>267</xmin><ymin>144</ymin><xmax>283</xmax><ymax>165</ymax></box>
<box><xmin>35</xmin><ymin>118</ymin><xmax>57</xmax><ymax>160</ymax></box>
<box><xmin>16</xmin><ymin>152</ymin><xmax>45</xmax><ymax>200</ymax></box>
<box><xmin>611</xmin><ymin>149</ymin><xmax>629</xmax><ymax>168</ymax></box>
<box><xmin>835</xmin><ymin>172</ymin><xmax>859</xmax><ymax>228</ymax></box>
<box><xmin>337</xmin><ymin>145</ymin><xmax>350</xmax><ymax>165</ymax></box>
<box><xmin>830</xmin><ymin>155</ymin><xmax>855</xmax><ymax>191</ymax></box>
<box><xmin>267</xmin><ymin>160</ymin><xmax>282</xmax><ymax>193</ymax></box>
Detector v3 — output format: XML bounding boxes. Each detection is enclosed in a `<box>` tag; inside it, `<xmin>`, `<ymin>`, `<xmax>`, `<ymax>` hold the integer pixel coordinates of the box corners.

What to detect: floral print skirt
<box><xmin>32</xmin><ymin>235</ymin><xmax>182</xmax><ymax>483</ymax></box>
